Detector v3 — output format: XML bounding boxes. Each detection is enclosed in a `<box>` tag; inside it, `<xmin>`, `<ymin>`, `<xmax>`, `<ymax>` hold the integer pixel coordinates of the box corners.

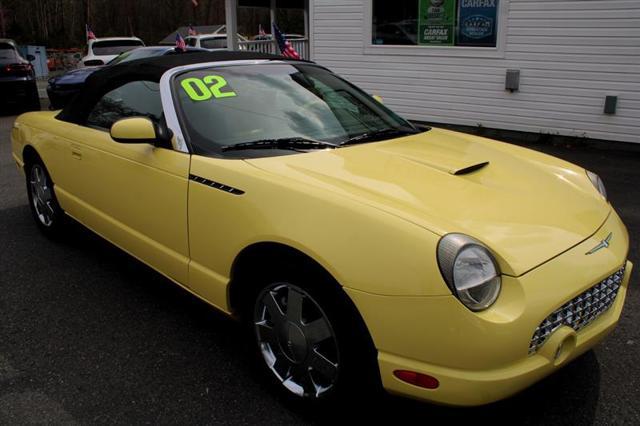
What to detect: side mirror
<box><xmin>372</xmin><ymin>95</ymin><xmax>384</xmax><ymax>104</ymax></box>
<box><xmin>110</xmin><ymin>117</ymin><xmax>173</xmax><ymax>149</ymax></box>
<box><xmin>26</xmin><ymin>54</ymin><xmax>36</xmax><ymax>61</ymax></box>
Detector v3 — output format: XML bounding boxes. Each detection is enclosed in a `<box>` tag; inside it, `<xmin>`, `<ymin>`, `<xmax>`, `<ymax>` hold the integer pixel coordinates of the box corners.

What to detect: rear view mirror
<box><xmin>110</xmin><ymin>117</ymin><xmax>173</xmax><ymax>148</ymax></box>
<box><xmin>26</xmin><ymin>54</ymin><xmax>36</xmax><ymax>61</ymax></box>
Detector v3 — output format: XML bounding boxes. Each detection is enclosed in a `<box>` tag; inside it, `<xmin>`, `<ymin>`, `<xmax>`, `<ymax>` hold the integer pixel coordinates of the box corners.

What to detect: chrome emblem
<box><xmin>586</xmin><ymin>232</ymin><xmax>613</xmax><ymax>255</ymax></box>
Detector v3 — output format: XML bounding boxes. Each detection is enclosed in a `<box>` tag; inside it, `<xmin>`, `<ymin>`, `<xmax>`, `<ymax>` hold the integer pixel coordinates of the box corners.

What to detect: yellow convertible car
<box><xmin>11</xmin><ymin>52</ymin><xmax>632</xmax><ymax>406</ymax></box>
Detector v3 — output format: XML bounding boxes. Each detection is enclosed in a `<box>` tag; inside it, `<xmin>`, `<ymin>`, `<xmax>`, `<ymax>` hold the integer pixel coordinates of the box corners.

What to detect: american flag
<box><xmin>188</xmin><ymin>25</ymin><xmax>197</xmax><ymax>36</ymax></box>
<box><xmin>258</xmin><ymin>24</ymin><xmax>266</xmax><ymax>37</ymax></box>
<box><xmin>86</xmin><ymin>24</ymin><xmax>96</xmax><ymax>41</ymax></box>
<box><xmin>176</xmin><ymin>33</ymin><xmax>187</xmax><ymax>51</ymax></box>
<box><xmin>272</xmin><ymin>23</ymin><xmax>300</xmax><ymax>60</ymax></box>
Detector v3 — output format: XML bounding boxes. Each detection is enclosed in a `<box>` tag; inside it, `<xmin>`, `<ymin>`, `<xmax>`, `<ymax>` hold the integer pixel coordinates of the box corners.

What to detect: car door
<box><xmin>61</xmin><ymin>80</ymin><xmax>190</xmax><ymax>285</ymax></box>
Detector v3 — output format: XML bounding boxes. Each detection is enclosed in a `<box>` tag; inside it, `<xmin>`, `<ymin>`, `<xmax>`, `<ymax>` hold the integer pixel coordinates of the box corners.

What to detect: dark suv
<box><xmin>0</xmin><ymin>39</ymin><xmax>40</xmax><ymax>112</ymax></box>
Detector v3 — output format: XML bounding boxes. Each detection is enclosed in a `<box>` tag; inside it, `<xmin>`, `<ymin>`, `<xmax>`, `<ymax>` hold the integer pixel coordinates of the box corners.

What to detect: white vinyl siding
<box><xmin>310</xmin><ymin>0</ymin><xmax>640</xmax><ymax>143</ymax></box>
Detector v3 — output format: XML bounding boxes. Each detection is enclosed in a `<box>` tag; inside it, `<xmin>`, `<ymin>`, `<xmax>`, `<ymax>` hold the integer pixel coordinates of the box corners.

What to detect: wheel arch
<box><xmin>22</xmin><ymin>145</ymin><xmax>41</xmax><ymax>167</ymax></box>
<box><xmin>229</xmin><ymin>242</ymin><xmax>340</xmax><ymax>314</ymax></box>
<box><xmin>228</xmin><ymin>242</ymin><xmax>378</xmax><ymax>358</ymax></box>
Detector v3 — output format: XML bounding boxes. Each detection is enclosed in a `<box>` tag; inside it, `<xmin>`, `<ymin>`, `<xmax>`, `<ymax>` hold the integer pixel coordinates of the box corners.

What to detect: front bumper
<box><xmin>346</xmin><ymin>210</ymin><xmax>632</xmax><ymax>406</ymax></box>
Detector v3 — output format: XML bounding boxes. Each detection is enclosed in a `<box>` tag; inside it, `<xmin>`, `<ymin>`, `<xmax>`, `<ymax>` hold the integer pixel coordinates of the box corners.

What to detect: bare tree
<box><xmin>2</xmin><ymin>0</ymin><xmax>303</xmax><ymax>47</ymax></box>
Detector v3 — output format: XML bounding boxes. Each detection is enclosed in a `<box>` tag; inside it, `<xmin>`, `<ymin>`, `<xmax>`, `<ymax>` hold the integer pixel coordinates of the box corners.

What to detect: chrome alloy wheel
<box><xmin>254</xmin><ymin>283</ymin><xmax>340</xmax><ymax>398</ymax></box>
<box><xmin>29</xmin><ymin>164</ymin><xmax>55</xmax><ymax>227</ymax></box>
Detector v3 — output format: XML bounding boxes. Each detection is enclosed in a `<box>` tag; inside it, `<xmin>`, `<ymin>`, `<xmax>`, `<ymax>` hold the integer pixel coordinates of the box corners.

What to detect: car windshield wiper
<box><xmin>221</xmin><ymin>137</ymin><xmax>338</xmax><ymax>152</ymax></box>
<box><xmin>340</xmin><ymin>128</ymin><xmax>422</xmax><ymax>147</ymax></box>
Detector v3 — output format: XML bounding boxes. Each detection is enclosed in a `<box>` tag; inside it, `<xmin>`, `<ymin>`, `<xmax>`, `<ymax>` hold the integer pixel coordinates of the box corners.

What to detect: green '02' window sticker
<box><xmin>181</xmin><ymin>75</ymin><xmax>237</xmax><ymax>101</ymax></box>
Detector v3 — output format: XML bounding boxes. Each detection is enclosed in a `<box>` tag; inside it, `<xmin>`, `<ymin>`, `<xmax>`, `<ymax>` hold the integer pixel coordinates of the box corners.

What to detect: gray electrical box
<box><xmin>17</xmin><ymin>45</ymin><xmax>48</xmax><ymax>79</ymax></box>
<box><xmin>505</xmin><ymin>69</ymin><xmax>520</xmax><ymax>92</ymax></box>
<box><xmin>604</xmin><ymin>96</ymin><xmax>618</xmax><ymax>115</ymax></box>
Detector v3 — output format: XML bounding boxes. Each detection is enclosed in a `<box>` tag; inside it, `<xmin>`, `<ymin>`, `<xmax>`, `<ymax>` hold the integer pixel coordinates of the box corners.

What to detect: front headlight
<box><xmin>437</xmin><ymin>234</ymin><xmax>501</xmax><ymax>311</ymax></box>
<box><xmin>586</xmin><ymin>170</ymin><xmax>607</xmax><ymax>201</ymax></box>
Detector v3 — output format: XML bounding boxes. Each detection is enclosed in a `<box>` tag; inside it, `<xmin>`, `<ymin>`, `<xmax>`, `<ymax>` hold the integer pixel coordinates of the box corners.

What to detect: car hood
<box><xmin>52</xmin><ymin>67</ymin><xmax>100</xmax><ymax>85</ymax></box>
<box><xmin>246</xmin><ymin>128</ymin><xmax>610</xmax><ymax>276</ymax></box>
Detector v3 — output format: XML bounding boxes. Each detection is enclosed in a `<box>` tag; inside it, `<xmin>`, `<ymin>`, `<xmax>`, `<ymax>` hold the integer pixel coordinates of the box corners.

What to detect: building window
<box><xmin>372</xmin><ymin>0</ymin><xmax>499</xmax><ymax>47</ymax></box>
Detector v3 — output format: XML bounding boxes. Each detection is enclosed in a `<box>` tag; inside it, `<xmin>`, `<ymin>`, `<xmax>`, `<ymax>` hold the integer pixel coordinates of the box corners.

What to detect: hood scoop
<box><xmin>390</xmin><ymin>151</ymin><xmax>490</xmax><ymax>176</ymax></box>
<box><xmin>452</xmin><ymin>161</ymin><xmax>489</xmax><ymax>175</ymax></box>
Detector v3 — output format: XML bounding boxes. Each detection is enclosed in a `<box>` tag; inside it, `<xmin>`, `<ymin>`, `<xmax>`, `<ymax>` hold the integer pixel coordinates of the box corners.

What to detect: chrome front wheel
<box><xmin>254</xmin><ymin>283</ymin><xmax>340</xmax><ymax>398</ymax></box>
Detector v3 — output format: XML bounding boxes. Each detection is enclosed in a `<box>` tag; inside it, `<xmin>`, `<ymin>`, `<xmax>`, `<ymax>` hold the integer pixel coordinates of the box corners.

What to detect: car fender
<box><xmin>187</xmin><ymin>154</ymin><xmax>452</xmax><ymax>311</ymax></box>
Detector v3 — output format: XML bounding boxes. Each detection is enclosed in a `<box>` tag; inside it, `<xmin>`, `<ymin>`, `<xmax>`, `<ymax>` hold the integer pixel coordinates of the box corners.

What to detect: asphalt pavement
<box><xmin>1</xmin><ymin>111</ymin><xmax>639</xmax><ymax>425</ymax></box>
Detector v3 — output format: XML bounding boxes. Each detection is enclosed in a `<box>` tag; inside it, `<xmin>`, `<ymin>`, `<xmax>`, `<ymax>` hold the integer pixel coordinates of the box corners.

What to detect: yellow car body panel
<box><xmin>246</xmin><ymin>128</ymin><xmax>611</xmax><ymax>277</ymax></box>
<box><xmin>13</xmin><ymin>112</ymin><xmax>191</xmax><ymax>284</ymax></box>
<box><xmin>346</xmin><ymin>210</ymin><xmax>630</xmax><ymax>405</ymax></box>
<box><xmin>377</xmin><ymin>258</ymin><xmax>630</xmax><ymax>406</ymax></box>
<box><xmin>12</xmin><ymin>108</ymin><xmax>632</xmax><ymax>406</ymax></box>
<box><xmin>187</xmin><ymin>154</ymin><xmax>444</xmax><ymax>305</ymax></box>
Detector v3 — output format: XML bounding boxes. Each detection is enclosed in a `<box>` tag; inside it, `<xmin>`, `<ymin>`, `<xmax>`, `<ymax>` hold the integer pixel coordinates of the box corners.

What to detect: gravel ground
<box><xmin>1</xmin><ymin>111</ymin><xmax>638</xmax><ymax>425</ymax></box>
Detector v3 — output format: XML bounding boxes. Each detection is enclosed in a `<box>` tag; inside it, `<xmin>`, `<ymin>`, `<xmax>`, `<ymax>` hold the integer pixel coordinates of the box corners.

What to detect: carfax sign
<box><xmin>418</xmin><ymin>0</ymin><xmax>456</xmax><ymax>45</ymax></box>
<box><xmin>457</xmin><ymin>0</ymin><xmax>499</xmax><ymax>46</ymax></box>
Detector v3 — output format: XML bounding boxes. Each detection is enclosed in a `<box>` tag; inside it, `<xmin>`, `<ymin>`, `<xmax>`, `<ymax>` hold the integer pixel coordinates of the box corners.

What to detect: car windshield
<box><xmin>108</xmin><ymin>48</ymin><xmax>170</xmax><ymax>65</ymax></box>
<box><xmin>200</xmin><ymin>37</ymin><xmax>227</xmax><ymax>49</ymax></box>
<box><xmin>174</xmin><ymin>63</ymin><xmax>416</xmax><ymax>157</ymax></box>
<box><xmin>109</xmin><ymin>47</ymin><xmax>206</xmax><ymax>65</ymax></box>
<box><xmin>92</xmin><ymin>40</ymin><xmax>144</xmax><ymax>56</ymax></box>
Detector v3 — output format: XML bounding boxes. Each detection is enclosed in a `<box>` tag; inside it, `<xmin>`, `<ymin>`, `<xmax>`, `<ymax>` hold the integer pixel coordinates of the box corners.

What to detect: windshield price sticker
<box><xmin>181</xmin><ymin>76</ymin><xmax>237</xmax><ymax>101</ymax></box>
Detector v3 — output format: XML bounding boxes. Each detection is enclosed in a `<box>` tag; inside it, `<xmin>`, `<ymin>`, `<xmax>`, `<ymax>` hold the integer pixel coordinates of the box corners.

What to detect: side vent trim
<box><xmin>189</xmin><ymin>174</ymin><xmax>245</xmax><ymax>195</ymax></box>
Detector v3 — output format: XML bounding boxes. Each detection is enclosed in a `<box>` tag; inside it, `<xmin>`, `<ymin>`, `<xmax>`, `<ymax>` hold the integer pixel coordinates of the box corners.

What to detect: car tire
<box><xmin>25</xmin><ymin>158</ymin><xmax>66</xmax><ymax>237</ymax></box>
<box><xmin>242</xmin><ymin>264</ymin><xmax>381</xmax><ymax>407</ymax></box>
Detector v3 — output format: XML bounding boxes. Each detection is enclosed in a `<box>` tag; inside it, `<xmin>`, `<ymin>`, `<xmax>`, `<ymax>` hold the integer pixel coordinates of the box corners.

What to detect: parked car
<box><xmin>80</xmin><ymin>37</ymin><xmax>145</xmax><ymax>66</ymax></box>
<box><xmin>12</xmin><ymin>51</ymin><xmax>632</xmax><ymax>407</ymax></box>
<box><xmin>46</xmin><ymin>67</ymin><xmax>99</xmax><ymax>110</ymax></box>
<box><xmin>47</xmin><ymin>46</ymin><xmax>206</xmax><ymax>109</ymax></box>
<box><xmin>0</xmin><ymin>39</ymin><xmax>40</xmax><ymax>112</ymax></box>
<box><xmin>185</xmin><ymin>33</ymin><xmax>248</xmax><ymax>50</ymax></box>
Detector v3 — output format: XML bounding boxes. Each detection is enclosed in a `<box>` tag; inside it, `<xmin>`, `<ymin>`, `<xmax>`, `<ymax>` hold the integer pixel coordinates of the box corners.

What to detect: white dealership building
<box><xmin>229</xmin><ymin>0</ymin><xmax>639</xmax><ymax>143</ymax></box>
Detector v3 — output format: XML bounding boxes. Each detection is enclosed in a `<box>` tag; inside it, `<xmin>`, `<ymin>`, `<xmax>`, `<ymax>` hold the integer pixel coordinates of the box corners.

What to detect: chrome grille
<box><xmin>528</xmin><ymin>266</ymin><xmax>626</xmax><ymax>355</ymax></box>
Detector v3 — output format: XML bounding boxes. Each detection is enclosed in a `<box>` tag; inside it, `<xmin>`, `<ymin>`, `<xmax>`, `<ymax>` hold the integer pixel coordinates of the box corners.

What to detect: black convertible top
<box><xmin>58</xmin><ymin>51</ymin><xmax>302</xmax><ymax>124</ymax></box>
